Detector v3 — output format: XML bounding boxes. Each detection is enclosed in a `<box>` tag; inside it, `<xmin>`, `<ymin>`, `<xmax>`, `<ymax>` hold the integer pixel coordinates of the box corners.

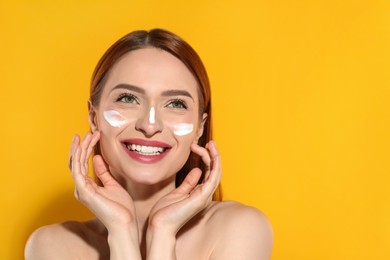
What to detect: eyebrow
<box><xmin>112</xmin><ymin>83</ymin><xmax>194</xmax><ymax>101</ymax></box>
<box><xmin>161</xmin><ymin>89</ymin><xmax>194</xmax><ymax>101</ymax></box>
<box><xmin>112</xmin><ymin>83</ymin><xmax>146</xmax><ymax>94</ymax></box>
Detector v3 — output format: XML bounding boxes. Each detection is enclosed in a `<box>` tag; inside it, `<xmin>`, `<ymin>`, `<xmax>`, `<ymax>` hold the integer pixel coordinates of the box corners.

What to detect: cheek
<box><xmin>172</xmin><ymin>123</ymin><xmax>194</xmax><ymax>136</ymax></box>
<box><xmin>103</xmin><ymin>110</ymin><xmax>129</xmax><ymax>128</ymax></box>
<box><xmin>162</xmin><ymin>111</ymin><xmax>198</xmax><ymax>137</ymax></box>
<box><xmin>99</xmin><ymin>109</ymin><xmax>133</xmax><ymax>134</ymax></box>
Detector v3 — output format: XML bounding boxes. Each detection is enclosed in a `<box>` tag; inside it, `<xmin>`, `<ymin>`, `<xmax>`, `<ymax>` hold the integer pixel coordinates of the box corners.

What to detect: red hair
<box><xmin>90</xmin><ymin>29</ymin><xmax>221</xmax><ymax>201</ymax></box>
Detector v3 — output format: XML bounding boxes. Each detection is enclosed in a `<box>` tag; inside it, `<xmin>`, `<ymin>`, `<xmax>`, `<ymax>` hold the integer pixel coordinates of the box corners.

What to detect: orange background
<box><xmin>0</xmin><ymin>0</ymin><xmax>389</xmax><ymax>259</ymax></box>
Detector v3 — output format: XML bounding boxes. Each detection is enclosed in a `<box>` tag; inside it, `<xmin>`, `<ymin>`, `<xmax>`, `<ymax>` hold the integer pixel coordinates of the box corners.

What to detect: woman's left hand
<box><xmin>147</xmin><ymin>141</ymin><xmax>222</xmax><ymax>235</ymax></box>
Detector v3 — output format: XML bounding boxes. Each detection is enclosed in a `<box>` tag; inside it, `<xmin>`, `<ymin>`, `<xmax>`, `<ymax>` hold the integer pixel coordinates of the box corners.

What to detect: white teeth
<box><xmin>126</xmin><ymin>144</ymin><xmax>164</xmax><ymax>155</ymax></box>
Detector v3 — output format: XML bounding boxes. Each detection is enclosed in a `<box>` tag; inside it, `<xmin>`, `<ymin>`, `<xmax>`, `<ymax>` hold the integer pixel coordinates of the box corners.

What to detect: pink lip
<box><xmin>121</xmin><ymin>138</ymin><xmax>171</xmax><ymax>164</ymax></box>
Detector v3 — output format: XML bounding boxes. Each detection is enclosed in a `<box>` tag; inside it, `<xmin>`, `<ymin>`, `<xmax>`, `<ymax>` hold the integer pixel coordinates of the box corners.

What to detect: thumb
<box><xmin>174</xmin><ymin>168</ymin><xmax>202</xmax><ymax>195</ymax></box>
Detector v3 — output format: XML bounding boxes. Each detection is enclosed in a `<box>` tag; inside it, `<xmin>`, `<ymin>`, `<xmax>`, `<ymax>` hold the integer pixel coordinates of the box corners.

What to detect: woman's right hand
<box><xmin>69</xmin><ymin>131</ymin><xmax>138</xmax><ymax>234</ymax></box>
<box><xmin>70</xmin><ymin>131</ymin><xmax>142</xmax><ymax>259</ymax></box>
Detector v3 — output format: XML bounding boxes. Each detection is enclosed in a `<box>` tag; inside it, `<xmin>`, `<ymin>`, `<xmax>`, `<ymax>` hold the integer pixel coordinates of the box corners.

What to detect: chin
<box><xmin>119</xmin><ymin>166</ymin><xmax>179</xmax><ymax>187</ymax></box>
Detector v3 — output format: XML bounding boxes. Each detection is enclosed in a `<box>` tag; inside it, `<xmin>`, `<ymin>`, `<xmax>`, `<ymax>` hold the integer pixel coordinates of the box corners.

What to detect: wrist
<box><xmin>108</xmin><ymin>227</ymin><xmax>137</xmax><ymax>242</ymax></box>
<box><xmin>108</xmin><ymin>227</ymin><xmax>142</xmax><ymax>260</ymax></box>
<box><xmin>146</xmin><ymin>225</ymin><xmax>176</xmax><ymax>241</ymax></box>
<box><xmin>146</xmin><ymin>228</ymin><xmax>177</xmax><ymax>260</ymax></box>
<box><xmin>147</xmin><ymin>215</ymin><xmax>179</xmax><ymax>236</ymax></box>
<box><xmin>108</xmin><ymin>223</ymin><xmax>139</xmax><ymax>242</ymax></box>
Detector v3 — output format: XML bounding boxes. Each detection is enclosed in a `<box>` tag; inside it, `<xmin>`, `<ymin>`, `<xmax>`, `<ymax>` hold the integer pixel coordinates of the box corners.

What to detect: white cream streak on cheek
<box><xmin>173</xmin><ymin>123</ymin><xmax>194</xmax><ymax>136</ymax></box>
<box><xmin>103</xmin><ymin>110</ymin><xmax>129</xmax><ymax>127</ymax></box>
<box><xmin>149</xmin><ymin>107</ymin><xmax>155</xmax><ymax>124</ymax></box>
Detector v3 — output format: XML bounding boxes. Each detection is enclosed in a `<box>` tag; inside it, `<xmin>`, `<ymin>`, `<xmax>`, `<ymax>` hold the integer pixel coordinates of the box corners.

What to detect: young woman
<box><xmin>25</xmin><ymin>29</ymin><xmax>273</xmax><ymax>259</ymax></box>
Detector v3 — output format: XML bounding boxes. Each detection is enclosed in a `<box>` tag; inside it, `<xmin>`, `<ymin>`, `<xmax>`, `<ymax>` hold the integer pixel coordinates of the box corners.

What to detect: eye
<box><xmin>166</xmin><ymin>99</ymin><xmax>187</xmax><ymax>109</ymax></box>
<box><xmin>117</xmin><ymin>93</ymin><xmax>138</xmax><ymax>104</ymax></box>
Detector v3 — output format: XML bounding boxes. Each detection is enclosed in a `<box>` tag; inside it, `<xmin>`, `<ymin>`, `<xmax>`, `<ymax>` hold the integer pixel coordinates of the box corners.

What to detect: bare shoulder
<box><xmin>25</xmin><ymin>219</ymin><xmax>107</xmax><ymax>260</ymax></box>
<box><xmin>206</xmin><ymin>201</ymin><xmax>273</xmax><ymax>260</ymax></box>
<box><xmin>25</xmin><ymin>222</ymin><xmax>80</xmax><ymax>259</ymax></box>
<box><xmin>206</xmin><ymin>200</ymin><xmax>273</xmax><ymax>236</ymax></box>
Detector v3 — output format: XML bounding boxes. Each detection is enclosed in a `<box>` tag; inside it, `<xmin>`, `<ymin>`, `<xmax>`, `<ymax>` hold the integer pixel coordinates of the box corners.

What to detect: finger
<box><xmin>86</xmin><ymin>131</ymin><xmax>100</xmax><ymax>158</ymax></box>
<box><xmin>191</xmin><ymin>143</ymin><xmax>212</xmax><ymax>181</ymax></box>
<box><xmin>174</xmin><ymin>168</ymin><xmax>202</xmax><ymax>195</ymax></box>
<box><xmin>79</xmin><ymin>131</ymin><xmax>100</xmax><ymax>175</ymax></box>
<box><xmin>71</xmin><ymin>145</ymin><xmax>85</xmax><ymax>190</ymax></box>
<box><xmin>203</xmin><ymin>141</ymin><xmax>222</xmax><ymax>191</ymax></box>
<box><xmin>74</xmin><ymin>187</ymin><xmax>80</xmax><ymax>200</ymax></box>
<box><xmin>92</xmin><ymin>154</ymin><xmax>116</xmax><ymax>186</ymax></box>
<box><xmin>68</xmin><ymin>134</ymin><xmax>80</xmax><ymax>170</ymax></box>
<box><xmin>84</xmin><ymin>131</ymin><xmax>100</xmax><ymax>170</ymax></box>
<box><xmin>79</xmin><ymin>133</ymin><xmax>93</xmax><ymax>175</ymax></box>
<box><xmin>192</xmin><ymin>141</ymin><xmax>221</xmax><ymax>198</ymax></box>
<box><xmin>191</xmin><ymin>143</ymin><xmax>211</xmax><ymax>167</ymax></box>
<box><xmin>191</xmin><ymin>143</ymin><xmax>211</xmax><ymax>166</ymax></box>
<box><xmin>72</xmin><ymin>145</ymin><xmax>97</xmax><ymax>202</ymax></box>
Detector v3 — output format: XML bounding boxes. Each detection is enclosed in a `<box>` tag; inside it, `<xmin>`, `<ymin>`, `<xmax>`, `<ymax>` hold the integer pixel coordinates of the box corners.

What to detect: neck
<box><xmin>121</xmin><ymin>177</ymin><xmax>176</xmax><ymax>258</ymax></box>
<box><xmin>122</xmin><ymin>176</ymin><xmax>176</xmax><ymax>228</ymax></box>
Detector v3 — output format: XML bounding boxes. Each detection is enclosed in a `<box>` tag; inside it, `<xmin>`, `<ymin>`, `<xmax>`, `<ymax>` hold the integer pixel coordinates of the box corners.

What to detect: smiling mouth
<box><xmin>124</xmin><ymin>143</ymin><xmax>168</xmax><ymax>156</ymax></box>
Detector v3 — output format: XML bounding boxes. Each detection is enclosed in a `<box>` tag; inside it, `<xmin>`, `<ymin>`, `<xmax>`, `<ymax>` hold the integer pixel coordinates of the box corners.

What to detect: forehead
<box><xmin>103</xmin><ymin>47</ymin><xmax>199</xmax><ymax>97</ymax></box>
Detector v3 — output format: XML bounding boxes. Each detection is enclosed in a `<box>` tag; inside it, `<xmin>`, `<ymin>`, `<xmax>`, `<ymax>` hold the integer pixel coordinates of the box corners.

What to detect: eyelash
<box><xmin>116</xmin><ymin>93</ymin><xmax>139</xmax><ymax>104</ymax></box>
<box><xmin>115</xmin><ymin>93</ymin><xmax>187</xmax><ymax>109</ymax></box>
<box><xmin>167</xmin><ymin>99</ymin><xmax>188</xmax><ymax>109</ymax></box>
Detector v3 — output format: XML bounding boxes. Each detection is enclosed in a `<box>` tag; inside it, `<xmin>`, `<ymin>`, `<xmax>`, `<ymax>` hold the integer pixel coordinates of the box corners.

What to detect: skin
<box><xmin>25</xmin><ymin>48</ymin><xmax>273</xmax><ymax>259</ymax></box>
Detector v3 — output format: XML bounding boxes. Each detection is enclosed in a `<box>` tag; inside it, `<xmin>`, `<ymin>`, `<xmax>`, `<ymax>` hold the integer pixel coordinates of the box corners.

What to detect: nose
<box><xmin>135</xmin><ymin>106</ymin><xmax>163</xmax><ymax>137</ymax></box>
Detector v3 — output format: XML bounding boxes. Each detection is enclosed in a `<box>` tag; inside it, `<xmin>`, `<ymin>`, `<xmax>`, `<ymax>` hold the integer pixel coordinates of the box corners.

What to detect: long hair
<box><xmin>90</xmin><ymin>29</ymin><xmax>221</xmax><ymax>201</ymax></box>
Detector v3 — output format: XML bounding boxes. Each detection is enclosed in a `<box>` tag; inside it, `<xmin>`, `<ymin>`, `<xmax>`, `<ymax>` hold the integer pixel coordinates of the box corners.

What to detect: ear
<box><xmin>88</xmin><ymin>100</ymin><xmax>98</xmax><ymax>132</ymax></box>
<box><xmin>194</xmin><ymin>113</ymin><xmax>208</xmax><ymax>143</ymax></box>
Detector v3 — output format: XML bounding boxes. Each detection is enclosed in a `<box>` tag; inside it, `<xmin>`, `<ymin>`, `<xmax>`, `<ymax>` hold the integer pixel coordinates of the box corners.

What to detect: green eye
<box><xmin>167</xmin><ymin>99</ymin><xmax>187</xmax><ymax>109</ymax></box>
<box><xmin>117</xmin><ymin>94</ymin><xmax>138</xmax><ymax>104</ymax></box>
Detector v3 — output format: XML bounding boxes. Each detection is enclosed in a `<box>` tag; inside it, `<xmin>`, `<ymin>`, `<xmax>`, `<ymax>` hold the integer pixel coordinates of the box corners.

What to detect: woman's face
<box><xmin>90</xmin><ymin>48</ymin><xmax>206</xmax><ymax>185</ymax></box>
